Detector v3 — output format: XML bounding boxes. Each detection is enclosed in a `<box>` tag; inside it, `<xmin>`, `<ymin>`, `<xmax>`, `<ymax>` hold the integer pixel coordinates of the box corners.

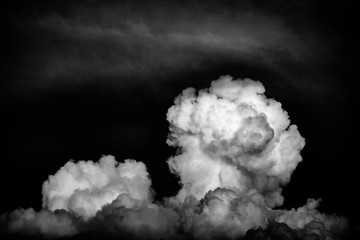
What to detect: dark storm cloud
<box><xmin>5</xmin><ymin>0</ymin><xmax>337</xmax><ymax>95</ymax></box>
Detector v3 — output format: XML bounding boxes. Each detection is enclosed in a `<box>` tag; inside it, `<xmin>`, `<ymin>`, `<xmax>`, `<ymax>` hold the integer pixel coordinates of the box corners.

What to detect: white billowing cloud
<box><xmin>42</xmin><ymin>155</ymin><xmax>152</xmax><ymax>219</ymax></box>
<box><xmin>167</xmin><ymin>75</ymin><xmax>305</xmax><ymax>207</ymax></box>
<box><xmin>2</xmin><ymin>76</ymin><xmax>348</xmax><ymax>240</ymax></box>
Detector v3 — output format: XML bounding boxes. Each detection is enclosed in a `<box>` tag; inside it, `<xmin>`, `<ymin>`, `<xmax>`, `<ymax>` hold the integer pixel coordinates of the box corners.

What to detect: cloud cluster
<box><xmin>1</xmin><ymin>76</ymin><xmax>348</xmax><ymax>240</ymax></box>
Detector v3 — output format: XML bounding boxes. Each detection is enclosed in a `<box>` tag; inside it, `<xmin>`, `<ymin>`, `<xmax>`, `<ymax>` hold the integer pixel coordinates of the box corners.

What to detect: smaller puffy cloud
<box><xmin>42</xmin><ymin>155</ymin><xmax>152</xmax><ymax>219</ymax></box>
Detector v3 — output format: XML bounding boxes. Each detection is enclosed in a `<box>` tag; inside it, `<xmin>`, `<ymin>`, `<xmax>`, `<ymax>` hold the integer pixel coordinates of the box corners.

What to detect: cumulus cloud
<box><xmin>167</xmin><ymin>75</ymin><xmax>304</xmax><ymax>207</ymax></box>
<box><xmin>1</xmin><ymin>76</ymin><xmax>348</xmax><ymax>240</ymax></box>
<box><xmin>42</xmin><ymin>155</ymin><xmax>152</xmax><ymax>219</ymax></box>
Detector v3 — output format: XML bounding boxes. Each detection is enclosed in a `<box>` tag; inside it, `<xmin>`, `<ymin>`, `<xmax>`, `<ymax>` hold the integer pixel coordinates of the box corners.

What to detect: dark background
<box><xmin>1</xmin><ymin>0</ymin><xmax>358</xmax><ymax>230</ymax></box>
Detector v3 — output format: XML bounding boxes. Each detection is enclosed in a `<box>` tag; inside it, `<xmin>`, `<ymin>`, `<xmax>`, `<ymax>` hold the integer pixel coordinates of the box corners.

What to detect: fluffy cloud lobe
<box><xmin>1</xmin><ymin>76</ymin><xmax>348</xmax><ymax>240</ymax></box>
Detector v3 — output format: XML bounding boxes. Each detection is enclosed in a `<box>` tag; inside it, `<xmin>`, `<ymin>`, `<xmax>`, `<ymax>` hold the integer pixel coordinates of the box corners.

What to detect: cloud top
<box><xmin>167</xmin><ymin>75</ymin><xmax>305</xmax><ymax>207</ymax></box>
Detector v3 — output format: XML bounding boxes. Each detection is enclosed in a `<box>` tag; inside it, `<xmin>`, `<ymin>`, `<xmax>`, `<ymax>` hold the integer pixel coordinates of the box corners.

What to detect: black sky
<box><xmin>1</xmin><ymin>0</ymin><xmax>358</xmax><ymax>235</ymax></box>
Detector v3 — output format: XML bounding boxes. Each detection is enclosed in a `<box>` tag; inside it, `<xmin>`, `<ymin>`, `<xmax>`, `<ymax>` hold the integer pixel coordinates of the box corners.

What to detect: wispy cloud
<box><xmin>8</xmin><ymin>0</ymin><xmax>331</xmax><ymax>95</ymax></box>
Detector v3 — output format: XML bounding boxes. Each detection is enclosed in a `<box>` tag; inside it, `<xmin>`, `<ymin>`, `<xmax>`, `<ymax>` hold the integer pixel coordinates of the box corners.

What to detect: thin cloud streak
<box><xmin>9</xmin><ymin>1</ymin><xmax>328</xmax><ymax>94</ymax></box>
